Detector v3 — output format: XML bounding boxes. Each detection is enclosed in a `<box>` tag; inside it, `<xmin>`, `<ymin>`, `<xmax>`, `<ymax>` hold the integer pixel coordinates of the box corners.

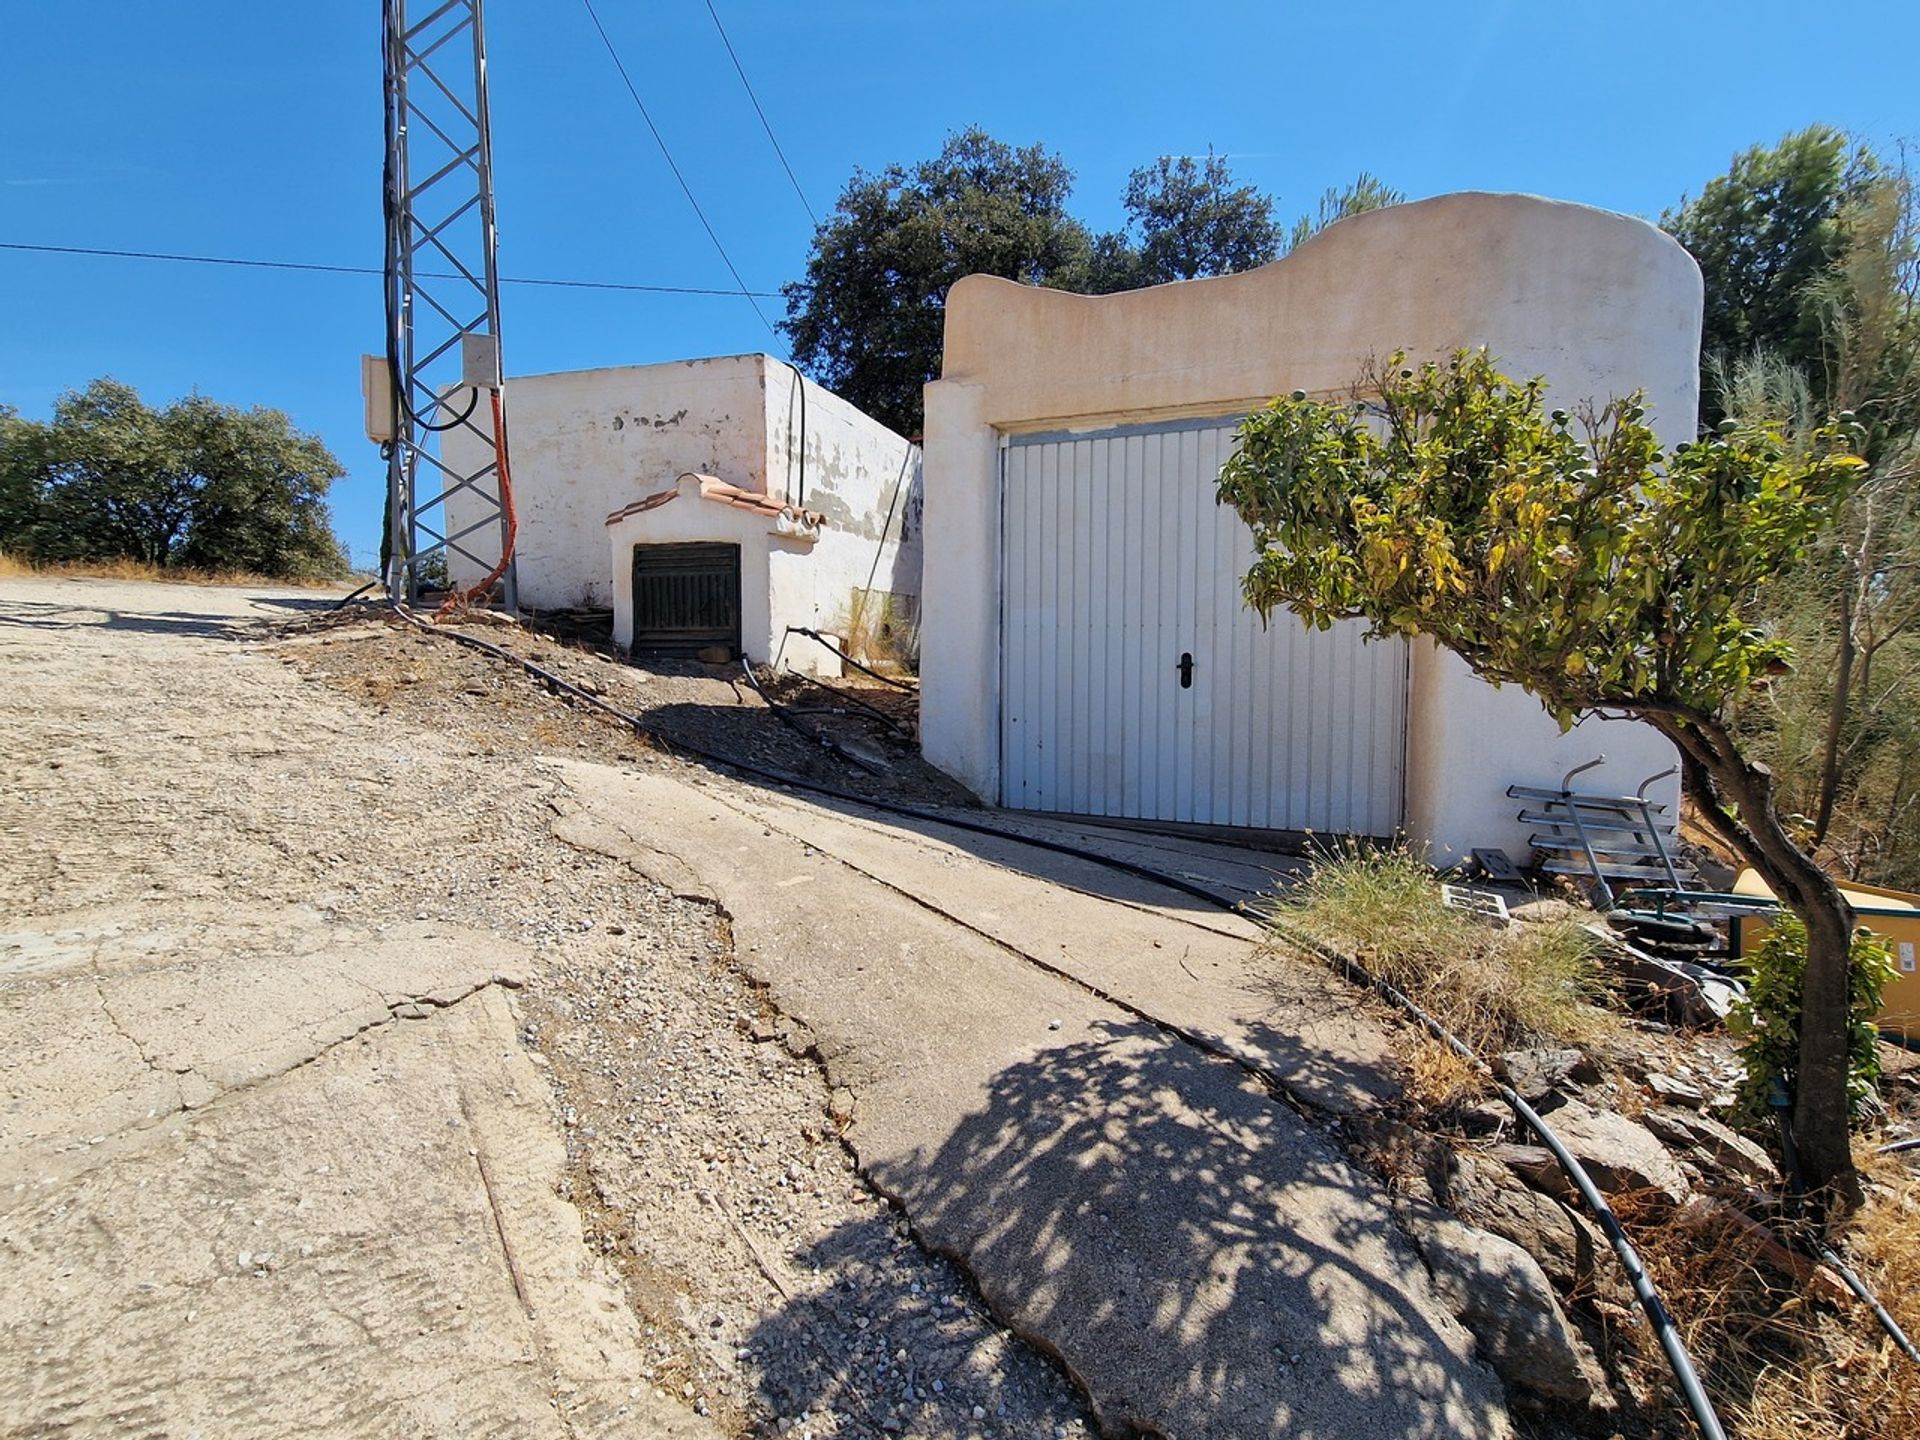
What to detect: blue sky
<box><xmin>3</xmin><ymin>1</ymin><xmax>1916</xmax><ymax>570</ymax></box>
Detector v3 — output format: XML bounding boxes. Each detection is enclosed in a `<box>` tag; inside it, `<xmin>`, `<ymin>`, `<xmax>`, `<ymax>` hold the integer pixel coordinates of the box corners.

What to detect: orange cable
<box><xmin>438</xmin><ymin>386</ymin><xmax>518</xmax><ymax>614</ymax></box>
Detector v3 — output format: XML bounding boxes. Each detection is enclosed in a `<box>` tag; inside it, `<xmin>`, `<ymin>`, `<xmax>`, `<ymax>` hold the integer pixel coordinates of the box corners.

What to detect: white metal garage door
<box><xmin>1000</xmin><ymin>417</ymin><xmax>1407</xmax><ymax>835</ymax></box>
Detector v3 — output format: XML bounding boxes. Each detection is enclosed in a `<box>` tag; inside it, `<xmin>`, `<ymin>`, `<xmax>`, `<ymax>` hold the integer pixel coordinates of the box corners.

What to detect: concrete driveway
<box><xmin>1</xmin><ymin>576</ymin><xmax>1511</xmax><ymax>1439</ymax></box>
<box><xmin>550</xmin><ymin>763</ymin><xmax>1511</xmax><ymax>1438</ymax></box>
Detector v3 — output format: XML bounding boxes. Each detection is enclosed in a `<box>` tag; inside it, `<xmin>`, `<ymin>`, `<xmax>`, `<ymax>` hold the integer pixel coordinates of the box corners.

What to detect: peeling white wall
<box><xmin>762</xmin><ymin>363</ymin><xmax>923</xmax><ymax>642</ymax></box>
<box><xmin>443</xmin><ymin>355</ymin><xmax>766</xmax><ymax>611</ymax></box>
<box><xmin>921</xmin><ymin>192</ymin><xmax>1702</xmax><ymax>861</ymax></box>
<box><xmin>442</xmin><ymin>354</ymin><xmax>921</xmax><ymax>655</ymax></box>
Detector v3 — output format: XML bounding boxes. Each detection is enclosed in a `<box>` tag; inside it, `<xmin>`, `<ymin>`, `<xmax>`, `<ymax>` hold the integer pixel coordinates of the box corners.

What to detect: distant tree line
<box><xmin>782</xmin><ymin>129</ymin><xmax>1402</xmax><ymax>434</ymax></box>
<box><xmin>1668</xmin><ymin>129</ymin><xmax>1920</xmax><ymax>890</ymax></box>
<box><xmin>0</xmin><ymin>379</ymin><xmax>349</xmax><ymax>580</ymax></box>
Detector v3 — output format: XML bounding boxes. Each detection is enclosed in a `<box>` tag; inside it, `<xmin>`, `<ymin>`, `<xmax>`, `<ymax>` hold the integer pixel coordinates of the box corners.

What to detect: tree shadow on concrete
<box><xmin>741</xmin><ymin>1019</ymin><xmax>1507</xmax><ymax>1439</ymax></box>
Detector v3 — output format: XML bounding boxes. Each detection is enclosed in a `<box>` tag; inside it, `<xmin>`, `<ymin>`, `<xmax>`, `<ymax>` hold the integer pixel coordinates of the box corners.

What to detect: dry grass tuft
<box><xmin>1617</xmin><ymin>1158</ymin><xmax>1920</xmax><ymax>1440</ymax></box>
<box><xmin>1271</xmin><ymin>844</ymin><xmax>1613</xmax><ymax>1055</ymax></box>
<box><xmin>1406</xmin><ymin>1037</ymin><xmax>1487</xmax><ymax>1109</ymax></box>
<box><xmin>0</xmin><ymin>551</ymin><xmax>350</xmax><ymax>588</ymax></box>
<box><xmin>838</xmin><ymin>588</ymin><xmax>920</xmax><ymax>674</ymax></box>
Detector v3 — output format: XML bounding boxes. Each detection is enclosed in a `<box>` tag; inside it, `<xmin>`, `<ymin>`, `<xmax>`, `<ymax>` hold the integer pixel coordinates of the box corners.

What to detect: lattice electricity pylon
<box><xmin>381</xmin><ymin>0</ymin><xmax>517</xmax><ymax>609</ymax></box>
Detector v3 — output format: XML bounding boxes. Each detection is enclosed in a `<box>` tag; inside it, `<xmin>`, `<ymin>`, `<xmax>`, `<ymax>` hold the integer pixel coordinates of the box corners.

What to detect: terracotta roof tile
<box><xmin>606</xmin><ymin>473</ymin><xmax>825</xmax><ymax>529</ymax></box>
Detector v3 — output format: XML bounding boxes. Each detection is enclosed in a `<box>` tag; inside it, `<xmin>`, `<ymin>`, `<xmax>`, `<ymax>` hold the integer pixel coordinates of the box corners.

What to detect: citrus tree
<box><xmin>1217</xmin><ymin>349</ymin><xmax>1872</xmax><ymax>1203</ymax></box>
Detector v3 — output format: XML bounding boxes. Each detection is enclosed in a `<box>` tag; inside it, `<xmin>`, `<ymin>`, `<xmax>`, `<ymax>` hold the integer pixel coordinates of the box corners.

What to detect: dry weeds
<box><xmin>0</xmin><ymin>551</ymin><xmax>353</xmax><ymax>588</ymax></box>
<box><xmin>1270</xmin><ymin>844</ymin><xmax>1615</xmax><ymax>1056</ymax></box>
<box><xmin>1406</xmin><ymin>1036</ymin><xmax>1488</xmax><ymax>1110</ymax></box>
<box><xmin>1611</xmin><ymin>1153</ymin><xmax>1920</xmax><ymax>1440</ymax></box>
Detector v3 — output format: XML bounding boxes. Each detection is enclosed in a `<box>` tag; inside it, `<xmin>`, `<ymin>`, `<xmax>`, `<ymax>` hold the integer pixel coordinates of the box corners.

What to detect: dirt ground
<box><xmin>0</xmin><ymin>576</ymin><xmax>1090</xmax><ymax>1438</ymax></box>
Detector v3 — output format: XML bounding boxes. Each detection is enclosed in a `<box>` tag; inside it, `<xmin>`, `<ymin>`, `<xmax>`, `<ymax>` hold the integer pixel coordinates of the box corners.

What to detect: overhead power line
<box><xmin>701</xmin><ymin>0</ymin><xmax>817</xmax><ymax>227</ymax></box>
<box><xmin>0</xmin><ymin>239</ymin><xmax>782</xmax><ymax>297</ymax></box>
<box><xmin>576</xmin><ymin>0</ymin><xmax>778</xmax><ymax>336</ymax></box>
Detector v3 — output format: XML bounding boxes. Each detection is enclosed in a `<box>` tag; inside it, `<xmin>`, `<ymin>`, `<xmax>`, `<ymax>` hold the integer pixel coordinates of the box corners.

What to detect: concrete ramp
<box><xmin>552</xmin><ymin>761</ymin><xmax>1512</xmax><ymax>1439</ymax></box>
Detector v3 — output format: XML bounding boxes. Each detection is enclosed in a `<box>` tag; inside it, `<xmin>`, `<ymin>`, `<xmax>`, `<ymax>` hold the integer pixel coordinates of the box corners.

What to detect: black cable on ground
<box><xmin>735</xmin><ymin>658</ymin><xmax>887</xmax><ymax>777</ymax></box>
<box><xmin>1771</xmin><ymin>1091</ymin><xmax>1920</xmax><ymax>1365</ymax></box>
<box><xmin>329</xmin><ymin>580</ymin><xmax>380</xmax><ymax>613</ymax></box>
<box><xmin>784</xmin><ymin>626</ymin><xmax>917</xmax><ymax>691</ymax></box>
<box><xmin>376</xmin><ymin>600</ymin><xmax>1737</xmax><ymax>1433</ymax></box>
<box><xmin>775</xmin><ymin>666</ymin><xmax>913</xmax><ymax>738</ymax></box>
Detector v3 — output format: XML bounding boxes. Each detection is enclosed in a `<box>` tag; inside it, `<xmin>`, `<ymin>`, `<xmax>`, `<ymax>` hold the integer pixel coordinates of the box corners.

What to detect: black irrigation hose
<box><xmin>777</xmin><ymin>666</ymin><xmax>914</xmax><ymax>738</ymax></box>
<box><xmin>736</xmin><ymin>659</ymin><xmax>888</xmax><ymax>777</ymax></box>
<box><xmin>376</xmin><ymin>600</ymin><xmax>1742</xmax><ymax>1434</ymax></box>
<box><xmin>328</xmin><ymin>580</ymin><xmax>379</xmax><ymax>613</ymax></box>
<box><xmin>1258</xmin><ymin>910</ymin><xmax>1728</xmax><ymax>1440</ymax></box>
<box><xmin>784</xmin><ymin>626</ymin><xmax>917</xmax><ymax>691</ymax></box>
<box><xmin>1771</xmin><ymin>1099</ymin><xmax>1920</xmax><ymax>1366</ymax></box>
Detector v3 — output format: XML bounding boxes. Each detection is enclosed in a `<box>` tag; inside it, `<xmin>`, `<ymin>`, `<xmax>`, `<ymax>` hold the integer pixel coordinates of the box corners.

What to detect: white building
<box><xmin>443</xmin><ymin>353</ymin><xmax>921</xmax><ymax>673</ymax></box>
<box><xmin>919</xmin><ymin>193</ymin><xmax>1699</xmax><ymax>862</ymax></box>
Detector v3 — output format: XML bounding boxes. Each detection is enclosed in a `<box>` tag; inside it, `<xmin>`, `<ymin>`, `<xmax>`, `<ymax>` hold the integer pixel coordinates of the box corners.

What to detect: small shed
<box><xmin>604</xmin><ymin>473</ymin><xmax>822</xmax><ymax>661</ymax></box>
<box><xmin>442</xmin><ymin>352</ymin><xmax>921</xmax><ymax>674</ymax></box>
<box><xmin>920</xmin><ymin>193</ymin><xmax>1702</xmax><ymax>862</ymax></box>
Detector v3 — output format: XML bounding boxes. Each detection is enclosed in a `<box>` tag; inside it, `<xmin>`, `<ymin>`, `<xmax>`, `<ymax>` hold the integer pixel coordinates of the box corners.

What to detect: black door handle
<box><xmin>1176</xmin><ymin>652</ymin><xmax>1194</xmax><ymax>689</ymax></box>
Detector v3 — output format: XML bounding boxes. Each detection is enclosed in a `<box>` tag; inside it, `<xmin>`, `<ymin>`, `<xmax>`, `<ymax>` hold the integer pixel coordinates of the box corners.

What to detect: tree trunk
<box><xmin>1656</xmin><ymin>717</ymin><xmax>1863</xmax><ymax>1210</ymax></box>
<box><xmin>1812</xmin><ymin>581</ymin><xmax>1855</xmax><ymax>847</ymax></box>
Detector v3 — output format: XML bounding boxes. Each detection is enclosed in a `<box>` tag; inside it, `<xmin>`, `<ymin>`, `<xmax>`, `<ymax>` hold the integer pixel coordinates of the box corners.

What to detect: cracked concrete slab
<box><xmin>551</xmin><ymin>759</ymin><xmax>1513</xmax><ymax>1439</ymax></box>
<box><xmin>1</xmin><ymin>920</ymin><xmax>524</xmax><ymax>1195</ymax></box>
<box><xmin>706</xmin><ymin>780</ymin><xmax>1407</xmax><ymax>1118</ymax></box>
<box><xmin>0</xmin><ymin>986</ymin><xmax>719</xmax><ymax>1439</ymax></box>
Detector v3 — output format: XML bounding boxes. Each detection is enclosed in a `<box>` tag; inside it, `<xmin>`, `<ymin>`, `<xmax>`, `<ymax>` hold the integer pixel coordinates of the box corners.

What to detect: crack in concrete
<box><xmin>19</xmin><ymin>976</ymin><xmax>508</xmax><ymax>1194</ymax></box>
<box><xmin>575</xmin><ymin>782</ymin><xmax>1476</xmax><ymax>1439</ymax></box>
<box><xmin>740</xmin><ymin>801</ymin><xmax>1336</xmax><ymax>1131</ymax></box>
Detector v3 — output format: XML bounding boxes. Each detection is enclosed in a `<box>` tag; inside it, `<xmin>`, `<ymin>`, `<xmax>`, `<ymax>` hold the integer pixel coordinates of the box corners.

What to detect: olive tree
<box><xmin>1218</xmin><ymin>350</ymin><xmax>1872</xmax><ymax>1202</ymax></box>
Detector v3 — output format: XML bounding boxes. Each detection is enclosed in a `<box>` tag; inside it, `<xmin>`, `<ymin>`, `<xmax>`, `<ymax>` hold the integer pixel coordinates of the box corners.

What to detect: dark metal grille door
<box><xmin>630</xmin><ymin>543</ymin><xmax>742</xmax><ymax>656</ymax></box>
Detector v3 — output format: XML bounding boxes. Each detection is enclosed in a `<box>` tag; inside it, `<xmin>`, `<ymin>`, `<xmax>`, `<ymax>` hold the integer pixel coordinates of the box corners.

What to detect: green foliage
<box><xmin>1217</xmin><ymin>349</ymin><xmax>1867</xmax><ymax>726</ymax></box>
<box><xmin>781</xmin><ymin>128</ymin><xmax>1096</xmax><ymax>435</ymax></box>
<box><xmin>1285</xmin><ymin>171</ymin><xmax>1405</xmax><ymax>252</ymax></box>
<box><xmin>1663</xmin><ymin>127</ymin><xmax>1878</xmax><ymax>420</ymax></box>
<box><xmin>0</xmin><ymin>404</ymin><xmax>46</xmax><ymax>552</ymax></box>
<box><xmin>1117</xmin><ymin>150</ymin><xmax>1279</xmax><ymax>284</ymax></box>
<box><xmin>0</xmin><ymin>378</ymin><xmax>347</xmax><ymax>579</ymax></box>
<box><xmin>1730</xmin><ymin>912</ymin><xmax>1895</xmax><ymax>1124</ymax></box>
<box><xmin>1278</xmin><ymin>843</ymin><xmax>1608</xmax><ymax>1052</ymax></box>
<box><xmin>784</xmin><ymin>129</ymin><xmax>1380</xmax><ymax>433</ymax></box>
<box><xmin>1704</xmin><ymin>155</ymin><xmax>1920</xmax><ymax>887</ymax></box>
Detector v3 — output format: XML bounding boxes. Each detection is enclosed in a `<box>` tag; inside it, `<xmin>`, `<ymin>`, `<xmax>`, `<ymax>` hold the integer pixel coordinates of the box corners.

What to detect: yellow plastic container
<box><xmin>1733</xmin><ymin>869</ymin><xmax>1920</xmax><ymax>1045</ymax></box>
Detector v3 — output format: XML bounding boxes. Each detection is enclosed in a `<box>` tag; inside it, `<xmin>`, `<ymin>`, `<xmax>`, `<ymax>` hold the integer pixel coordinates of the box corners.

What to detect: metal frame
<box><xmin>382</xmin><ymin>0</ymin><xmax>516</xmax><ymax>608</ymax></box>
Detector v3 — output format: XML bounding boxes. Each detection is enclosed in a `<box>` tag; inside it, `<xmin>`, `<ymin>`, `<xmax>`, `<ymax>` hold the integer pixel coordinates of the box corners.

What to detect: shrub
<box><xmin>1731</xmin><ymin>912</ymin><xmax>1895</xmax><ymax>1124</ymax></box>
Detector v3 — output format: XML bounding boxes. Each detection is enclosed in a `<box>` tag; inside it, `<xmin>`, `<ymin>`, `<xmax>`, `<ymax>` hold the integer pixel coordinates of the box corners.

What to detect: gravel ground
<box><xmin>284</xmin><ymin>610</ymin><xmax>1093</xmax><ymax>1439</ymax></box>
<box><xmin>2</xmin><ymin>578</ymin><xmax>1091</xmax><ymax>1439</ymax></box>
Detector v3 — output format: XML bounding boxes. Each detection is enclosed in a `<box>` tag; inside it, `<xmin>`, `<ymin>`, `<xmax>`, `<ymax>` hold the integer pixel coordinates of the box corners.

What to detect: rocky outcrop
<box><xmin>1503</xmin><ymin>1098</ymin><xmax>1691</xmax><ymax>1206</ymax></box>
<box><xmin>1641</xmin><ymin>1106</ymin><xmax>1779</xmax><ymax>1187</ymax></box>
<box><xmin>1443</xmin><ymin>1151</ymin><xmax>1618</xmax><ymax>1303</ymax></box>
<box><xmin>1493</xmin><ymin>1047</ymin><xmax>1600</xmax><ymax>1103</ymax></box>
<box><xmin>1397</xmin><ymin>1202</ymin><xmax>1598</xmax><ymax>1403</ymax></box>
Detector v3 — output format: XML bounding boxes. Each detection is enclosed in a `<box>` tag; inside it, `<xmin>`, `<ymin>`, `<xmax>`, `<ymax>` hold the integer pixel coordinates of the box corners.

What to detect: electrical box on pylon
<box><xmin>361</xmin><ymin>354</ymin><xmax>398</xmax><ymax>444</ymax></box>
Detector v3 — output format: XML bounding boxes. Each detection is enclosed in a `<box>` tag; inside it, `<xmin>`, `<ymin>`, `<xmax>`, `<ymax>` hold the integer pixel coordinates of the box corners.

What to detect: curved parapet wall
<box><xmin>921</xmin><ymin>192</ymin><xmax>1704</xmax><ymax>859</ymax></box>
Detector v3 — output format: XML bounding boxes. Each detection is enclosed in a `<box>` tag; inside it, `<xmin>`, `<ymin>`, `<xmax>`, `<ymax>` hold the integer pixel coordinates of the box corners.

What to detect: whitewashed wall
<box><xmin>443</xmin><ymin>355</ymin><xmax>766</xmax><ymax>610</ymax></box>
<box><xmin>921</xmin><ymin>192</ymin><xmax>1702</xmax><ymax>862</ymax></box>
<box><xmin>762</xmin><ymin>364</ymin><xmax>923</xmax><ymax>646</ymax></box>
<box><xmin>442</xmin><ymin>355</ymin><xmax>921</xmax><ymax>653</ymax></box>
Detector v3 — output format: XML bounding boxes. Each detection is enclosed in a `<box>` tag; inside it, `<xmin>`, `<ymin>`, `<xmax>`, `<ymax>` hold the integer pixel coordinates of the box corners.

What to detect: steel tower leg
<box><xmin>382</xmin><ymin>0</ymin><xmax>517</xmax><ymax>610</ymax></box>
